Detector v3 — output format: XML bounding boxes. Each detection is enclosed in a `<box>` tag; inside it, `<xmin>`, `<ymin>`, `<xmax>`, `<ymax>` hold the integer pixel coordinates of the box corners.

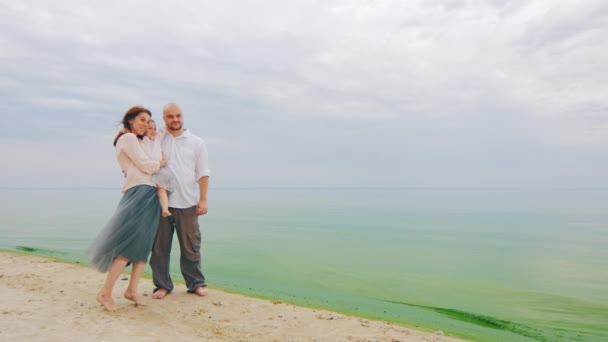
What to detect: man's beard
<box><xmin>168</xmin><ymin>123</ymin><xmax>183</xmax><ymax>131</ymax></box>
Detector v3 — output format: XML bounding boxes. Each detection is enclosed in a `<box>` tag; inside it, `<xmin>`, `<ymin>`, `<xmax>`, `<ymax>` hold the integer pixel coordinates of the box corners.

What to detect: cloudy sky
<box><xmin>1</xmin><ymin>0</ymin><xmax>606</xmax><ymax>188</ymax></box>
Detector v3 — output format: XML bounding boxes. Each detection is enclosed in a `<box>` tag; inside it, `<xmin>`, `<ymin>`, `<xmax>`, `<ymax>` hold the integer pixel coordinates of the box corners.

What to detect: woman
<box><xmin>87</xmin><ymin>106</ymin><xmax>167</xmax><ymax>311</ymax></box>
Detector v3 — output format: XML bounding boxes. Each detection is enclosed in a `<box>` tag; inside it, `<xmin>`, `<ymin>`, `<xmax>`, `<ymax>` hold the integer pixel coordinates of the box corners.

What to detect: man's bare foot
<box><xmin>161</xmin><ymin>210</ymin><xmax>171</xmax><ymax>218</ymax></box>
<box><xmin>152</xmin><ymin>288</ymin><xmax>169</xmax><ymax>299</ymax></box>
<box><xmin>124</xmin><ymin>291</ymin><xmax>146</xmax><ymax>306</ymax></box>
<box><xmin>96</xmin><ymin>292</ymin><xmax>117</xmax><ymax>311</ymax></box>
<box><xmin>194</xmin><ymin>286</ymin><xmax>208</xmax><ymax>297</ymax></box>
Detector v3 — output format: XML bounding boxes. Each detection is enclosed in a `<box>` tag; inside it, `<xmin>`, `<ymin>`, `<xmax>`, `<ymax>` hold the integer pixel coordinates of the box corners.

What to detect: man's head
<box><xmin>163</xmin><ymin>102</ymin><xmax>184</xmax><ymax>133</ymax></box>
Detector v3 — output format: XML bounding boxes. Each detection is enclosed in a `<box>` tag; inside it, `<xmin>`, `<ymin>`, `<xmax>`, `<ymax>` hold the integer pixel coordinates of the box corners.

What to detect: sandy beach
<box><xmin>0</xmin><ymin>252</ymin><xmax>468</xmax><ymax>342</ymax></box>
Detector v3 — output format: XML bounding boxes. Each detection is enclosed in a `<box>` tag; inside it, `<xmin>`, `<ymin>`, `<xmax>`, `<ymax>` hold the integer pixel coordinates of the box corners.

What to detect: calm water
<box><xmin>1</xmin><ymin>188</ymin><xmax>607</xmax><ymax>341</ymax></box>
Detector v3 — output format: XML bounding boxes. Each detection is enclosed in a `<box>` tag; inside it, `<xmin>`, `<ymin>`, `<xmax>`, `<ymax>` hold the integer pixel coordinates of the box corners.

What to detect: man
<box><xmin>150</xmin><ymin>102</ymin><xmax>211</xmax><ymax>299</ymax></box>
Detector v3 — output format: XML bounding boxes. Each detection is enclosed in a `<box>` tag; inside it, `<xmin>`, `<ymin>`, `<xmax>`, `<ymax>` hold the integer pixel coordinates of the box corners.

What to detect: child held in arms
<box><xmin>144</xmin><ymin>119</ymin><xmax>176</xmax><ymax>218</ymax></box>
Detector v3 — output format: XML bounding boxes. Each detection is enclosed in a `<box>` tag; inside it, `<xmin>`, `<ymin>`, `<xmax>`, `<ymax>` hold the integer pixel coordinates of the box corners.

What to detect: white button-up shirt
<box><xmin>160</xmin><ymin>128</ymin><xmax>211</xmax><ymax>208</ymax></box>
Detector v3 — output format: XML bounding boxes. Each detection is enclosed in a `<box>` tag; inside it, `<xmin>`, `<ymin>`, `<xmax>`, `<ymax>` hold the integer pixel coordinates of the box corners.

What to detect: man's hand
<box><xmin>196</xmin><ymin>199</ymin><xmax>208</xmax><ymax>216</ymax></box>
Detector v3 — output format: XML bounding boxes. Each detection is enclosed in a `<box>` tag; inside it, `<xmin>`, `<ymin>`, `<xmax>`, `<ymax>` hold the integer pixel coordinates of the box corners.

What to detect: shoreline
<box><xmin>0</xmin><ymin>251</ymin><xmax>468</xmax><ymax>341</ymax></box>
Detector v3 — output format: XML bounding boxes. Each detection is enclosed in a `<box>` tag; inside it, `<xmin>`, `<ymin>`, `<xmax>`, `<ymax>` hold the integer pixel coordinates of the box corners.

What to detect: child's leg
<box><xmin>157</xmin><ymin>187</ymin><xmax>171</xmax><ymax>217</ymax></box>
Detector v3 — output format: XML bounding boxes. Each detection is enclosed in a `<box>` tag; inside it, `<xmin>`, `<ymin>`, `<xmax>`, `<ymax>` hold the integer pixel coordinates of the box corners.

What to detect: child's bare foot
<box><xmin>162</xmin><ymin>210</ymin><xmax>171</xmax><ymax>217</ymax></box>
<box><xmin>96</xmin><ymin>291</ymin><xmax>117</xmax><ymax>311</ymax></box>
<box><xmin>124</xmin><ymin>291</ymin><xmax>146</xmax><ymax>306</ymax></box>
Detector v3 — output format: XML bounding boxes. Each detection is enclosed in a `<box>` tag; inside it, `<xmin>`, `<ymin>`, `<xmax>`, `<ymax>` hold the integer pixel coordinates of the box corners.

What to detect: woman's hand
<box><xmin>160</xmin><ymin>159</ymin><xmax>168</xmax><ymax>167</ymax></box>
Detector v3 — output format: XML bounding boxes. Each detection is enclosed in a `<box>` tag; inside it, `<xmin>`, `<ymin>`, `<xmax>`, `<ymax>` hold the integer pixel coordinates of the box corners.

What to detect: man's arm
<box><xmin>196</xmin><ymin>176</ymin><xmax>209</xmax><ymax>216</ymax></box>
<box><xmin>194</xmin><ymin>138</ymin><xmax>210</xmax><ymax>216</ymax></box>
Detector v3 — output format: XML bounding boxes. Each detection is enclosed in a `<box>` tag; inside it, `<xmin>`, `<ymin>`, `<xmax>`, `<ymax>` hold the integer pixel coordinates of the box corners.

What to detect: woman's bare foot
<box><xmin>194</xmin><ymin>286</ymin><xmax>208</xmax><ymax>297</ymax></box>
<box><xmin>96</xmin><ymin>291</ymin><xmax>117</xmax><ymax>311</ymax></box>
<box><xmin>161</xmin><ymin>210</ymin><xmax>172</xmax><ymax>218</ymax></box>
<box><xmin>152</xmin><ymin>288</ymin><xmax>169</xmax><ymax>299</ymax></box>
<box><xmin>124</xmin><ymin>291</ymin><xmax>146</xmax><ymax>306</ymax></box>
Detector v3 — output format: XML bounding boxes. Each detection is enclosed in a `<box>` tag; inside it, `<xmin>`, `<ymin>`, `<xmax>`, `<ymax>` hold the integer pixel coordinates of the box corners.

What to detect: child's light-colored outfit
<box><xmin>143</xmin><ymin>132</ymin><xmax>176</xmax><ymax>192</ymax></box>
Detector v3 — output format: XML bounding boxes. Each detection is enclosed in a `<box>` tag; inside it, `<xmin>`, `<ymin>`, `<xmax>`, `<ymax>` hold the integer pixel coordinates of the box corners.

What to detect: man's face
<box><xmin>163</xmin><ymin>106</ymin><xmax>183</xmax><ymax>131</ymax></box>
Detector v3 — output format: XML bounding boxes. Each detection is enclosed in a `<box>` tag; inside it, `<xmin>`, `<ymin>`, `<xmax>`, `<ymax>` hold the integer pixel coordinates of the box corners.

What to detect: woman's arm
<box><xmin>117</xmin><ymin>133</ymin><xmax>165</xmax><ymax>175</ymax></box>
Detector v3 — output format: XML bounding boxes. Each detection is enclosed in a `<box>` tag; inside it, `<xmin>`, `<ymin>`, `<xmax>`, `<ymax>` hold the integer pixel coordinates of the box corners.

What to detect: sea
<box><xmin>0</xmin><ymin>187</ymin><xmax>606</xmax><ymax>341</ymax></box>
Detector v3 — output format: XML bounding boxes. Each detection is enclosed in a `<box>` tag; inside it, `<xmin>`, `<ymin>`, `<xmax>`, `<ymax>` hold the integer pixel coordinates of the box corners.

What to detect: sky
<box><xmin>1</xmin><ymin>0</ymin><xmax>607</xmax><ymax>188</ymax></box>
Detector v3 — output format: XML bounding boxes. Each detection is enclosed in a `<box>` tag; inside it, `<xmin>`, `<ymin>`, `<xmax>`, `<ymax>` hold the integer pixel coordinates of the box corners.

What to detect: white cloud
<box><xmin>0</xmin><ymin>0</ymin><xmax>607</xmax><ymax>187</ymax></box>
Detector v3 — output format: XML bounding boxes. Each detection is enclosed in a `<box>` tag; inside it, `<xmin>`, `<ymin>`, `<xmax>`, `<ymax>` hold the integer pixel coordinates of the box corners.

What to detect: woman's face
<box><xmin>129</xmin><ymin>112</ymin><xmax>151</xmax><ymax>136</ymax></box>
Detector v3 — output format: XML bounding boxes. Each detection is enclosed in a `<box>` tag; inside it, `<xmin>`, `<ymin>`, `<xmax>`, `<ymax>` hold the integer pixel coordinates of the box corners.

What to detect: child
<box><xmin>144</xmin><ymin>120</ymin><xmax>176</xmax><ymax>218</ymax></box>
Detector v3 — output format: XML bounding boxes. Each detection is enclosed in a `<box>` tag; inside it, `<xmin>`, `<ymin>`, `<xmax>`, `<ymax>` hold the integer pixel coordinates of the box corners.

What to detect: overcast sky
<box><xmin>1</xmin><ymin>0</ymin><xmax>607</xmax><ymax>188</ymax></box>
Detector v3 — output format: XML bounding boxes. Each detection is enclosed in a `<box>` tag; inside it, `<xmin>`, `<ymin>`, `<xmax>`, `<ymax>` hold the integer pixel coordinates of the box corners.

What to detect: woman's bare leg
<box><xmin>96</xmin><ymin>256</ymin><xmax>128</xmax><ymax>311</ymax></box>
<box><xmin>124</xmin><ymin>261</ymin><xmax>146</xmax><ymax>306</ymax></box>
<box><xmin>157</xmin><ymin>187</ymin><xmax>171</xmax><ymax>217</ymax></box>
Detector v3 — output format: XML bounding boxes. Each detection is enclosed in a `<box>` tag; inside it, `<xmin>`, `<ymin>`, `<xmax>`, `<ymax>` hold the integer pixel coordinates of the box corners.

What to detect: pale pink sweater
<box><xmin>115</xmin><ymin>133</ymin><xmax>161</xmax><ymax>192</ymax></box>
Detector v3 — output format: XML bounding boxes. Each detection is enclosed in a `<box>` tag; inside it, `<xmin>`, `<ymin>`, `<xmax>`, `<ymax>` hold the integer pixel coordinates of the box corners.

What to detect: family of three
<box><xmin>86</xmin><ymin>102</ymin><xmax>211</xmax><ymax>310</ymax></box>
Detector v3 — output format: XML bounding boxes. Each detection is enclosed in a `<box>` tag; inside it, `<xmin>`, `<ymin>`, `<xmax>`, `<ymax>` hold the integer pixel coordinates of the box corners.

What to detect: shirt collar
<box><xmin>160</xmin><ymin>127</ymin><xmax>190</xmax><ymax>139</ymax></box>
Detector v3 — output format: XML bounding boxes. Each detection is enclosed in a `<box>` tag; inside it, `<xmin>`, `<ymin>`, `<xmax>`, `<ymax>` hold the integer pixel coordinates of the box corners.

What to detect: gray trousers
<box><xmin>149</xmin><ymin>206</ymin><xmax>206</xmax><ymax>292</ymax></box>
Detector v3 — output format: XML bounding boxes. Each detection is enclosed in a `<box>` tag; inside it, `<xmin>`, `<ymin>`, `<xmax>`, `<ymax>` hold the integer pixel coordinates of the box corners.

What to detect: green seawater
<box><xmin>1</xmin><ymin>188</ymin><xmax>607</xmax><ymax>341</ymax></box>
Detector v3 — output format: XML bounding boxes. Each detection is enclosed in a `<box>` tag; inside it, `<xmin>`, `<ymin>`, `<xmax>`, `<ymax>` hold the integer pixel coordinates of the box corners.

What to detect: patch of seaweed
<box><xmin>16</xmin><ymin>246</ymin><xmax>38</xmax><ymax>252</ymax></box>
<box><xmin>11</xmin><ymin>246</ymin><xmax>82</xmax><ymax>264</ymax></box>
<box><xmin>383</xmin><ymin>300</ymin><xmax>546</xmax><ymax>341</ymax></box>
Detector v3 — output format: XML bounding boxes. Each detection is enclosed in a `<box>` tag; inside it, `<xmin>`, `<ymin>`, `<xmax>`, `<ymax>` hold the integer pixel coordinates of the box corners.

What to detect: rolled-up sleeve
<box><xmin>195</xmin><ymin>139</ymin><xmax>211</xmax><ymax>180</ymax></box>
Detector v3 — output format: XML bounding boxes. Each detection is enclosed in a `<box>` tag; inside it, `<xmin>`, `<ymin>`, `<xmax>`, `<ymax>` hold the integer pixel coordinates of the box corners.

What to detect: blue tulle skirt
<box><xmin>87</xmin><ymin>185</ymin><xmax>160</xmax><ymax>272</ymax></box>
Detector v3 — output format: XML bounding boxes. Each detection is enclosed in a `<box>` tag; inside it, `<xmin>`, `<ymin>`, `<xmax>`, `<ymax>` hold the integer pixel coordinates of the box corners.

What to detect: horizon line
<box><xmin>1</xmin><ymin>186</ymin><xmax>608</xmax><ymax>191</ymax></box>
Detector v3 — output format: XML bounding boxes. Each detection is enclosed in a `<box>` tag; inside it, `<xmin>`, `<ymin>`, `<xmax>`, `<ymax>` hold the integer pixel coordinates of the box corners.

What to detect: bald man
<box><xmin>150</xmin><ymin>102</ymin><xmax>211</xmax><ymax>299</ymax></box>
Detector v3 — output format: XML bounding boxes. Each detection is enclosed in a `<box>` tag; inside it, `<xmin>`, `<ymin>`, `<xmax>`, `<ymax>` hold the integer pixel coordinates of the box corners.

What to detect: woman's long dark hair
<box><xmin>113</xmin><ymin>106</ymin><xmax>152</xmax><ymax>146</ymax></box>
